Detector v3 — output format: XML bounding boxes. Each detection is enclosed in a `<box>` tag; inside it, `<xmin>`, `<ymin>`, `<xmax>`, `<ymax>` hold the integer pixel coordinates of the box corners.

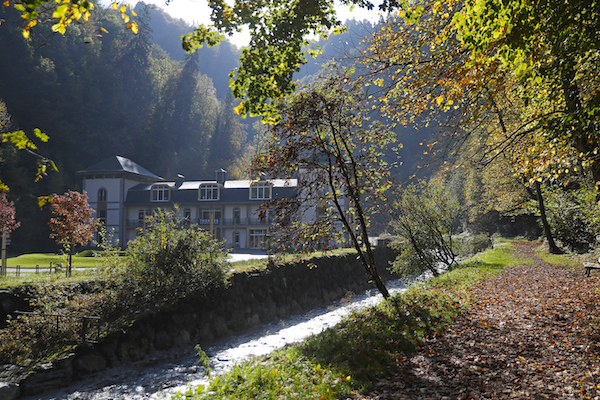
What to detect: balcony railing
<box><xmin>127</xmin><ymin>217</ymin><xmax>270</xmax><ymax>229</ymax></box>
<box><xmin>197</xmin><ymin>218</ymin><xmax>220</xmax><ymax>226</ymax></box>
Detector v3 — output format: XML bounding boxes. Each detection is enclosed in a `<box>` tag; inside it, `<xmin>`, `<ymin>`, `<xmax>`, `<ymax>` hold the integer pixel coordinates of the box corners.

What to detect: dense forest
<box><xmin>0</xmin><ymin>3</ymin><xmax>254</xmax><ymax>252</ymax></box>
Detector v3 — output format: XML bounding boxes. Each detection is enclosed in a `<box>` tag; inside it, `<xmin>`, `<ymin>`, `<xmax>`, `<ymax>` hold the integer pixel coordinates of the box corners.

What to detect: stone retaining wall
<box><xmin>1</xmin><ymin>247</ymin><xmax>397</xmax><ymax>399</ymax></box>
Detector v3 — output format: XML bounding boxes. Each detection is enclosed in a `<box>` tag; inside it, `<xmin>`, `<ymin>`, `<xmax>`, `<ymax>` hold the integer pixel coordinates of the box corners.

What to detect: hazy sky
<box><xmin>108</xmin><ymin>0</ymin><xmax>384</xmax><ymax>48</ymax></box>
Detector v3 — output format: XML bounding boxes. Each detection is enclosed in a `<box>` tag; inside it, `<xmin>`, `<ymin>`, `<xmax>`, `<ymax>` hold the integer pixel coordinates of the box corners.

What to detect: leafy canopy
<box><xmin>181</xmin><ymin>0</ymin><xmax>410</xmax><ymax>119</ymax></box>
<box><xmin>2</xmin><ymin>0</ymin><xmax>139</xmax><ymax>38</ymax></box>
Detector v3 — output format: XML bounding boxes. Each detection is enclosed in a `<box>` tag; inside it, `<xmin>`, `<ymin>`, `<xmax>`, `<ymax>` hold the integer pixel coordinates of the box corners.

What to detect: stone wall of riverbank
<box><xmin>1</xmin><ymin>247</ymin><xmax>398</xmax><ymax>399</ymax></box>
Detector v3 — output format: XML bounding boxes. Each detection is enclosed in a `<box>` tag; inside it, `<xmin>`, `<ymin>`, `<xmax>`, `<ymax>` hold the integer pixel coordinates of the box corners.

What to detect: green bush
<box><xmin>457</xmin><ymin>234</ymin><xmax>493</xmax><ymax>256</ymax></box>
<box><xmin>102</xmin><ymin>210</ymin><xmax>229</xmax><ymax>314</ymax></box>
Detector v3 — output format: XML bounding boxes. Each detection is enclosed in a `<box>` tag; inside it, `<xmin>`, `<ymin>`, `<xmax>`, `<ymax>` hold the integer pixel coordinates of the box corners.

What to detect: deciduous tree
<box><xmin>251</xmin><ymin>72</ymin><xmax>395</xmax><ymax>298</ymax></box>
<box><xmin>46</xmin><ymin>190</ymin><xmax>98</xmax><ymax>276</ymax></box>
<box><xmin>389</xmin><ymin>178</ymin><xmax>460</xmax><ymax>278</ymax></box>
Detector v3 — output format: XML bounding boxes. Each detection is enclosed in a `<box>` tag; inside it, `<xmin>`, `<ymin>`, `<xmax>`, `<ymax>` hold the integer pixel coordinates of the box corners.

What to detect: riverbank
<box><xmin>173</xmin><ymin>240</ymin><xmax>600</xmax><ymax>400</ymax></box>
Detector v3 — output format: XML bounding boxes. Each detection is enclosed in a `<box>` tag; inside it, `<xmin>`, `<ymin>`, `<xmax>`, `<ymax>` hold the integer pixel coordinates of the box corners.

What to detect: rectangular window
<box><xmin>199</xmin><ymin>184</ymin><xmax>219</xmax><ymax>200</ymax></box>
<box><xmin>138</xmin><ymin>209</ymin><xmax>150</xmax><ymax>226</ymax></box>
<box><xmin>250</xmin><ymin>182</ymin><xmax>271</xmax><ymax>200</ymax></box>
<box><xmin>151</xmin><ymin>186</ymin><xmax>170</xmax><ymax>202</ymax></box>
<box><xmin>200</xmin><ymin>209</ymin><xmax>221</xmax><ymax>224</ymax></box>
<box><xmin>249</xmin><ymin>229</ymin><xmax>267</xmax><ymax>248</ymax></box>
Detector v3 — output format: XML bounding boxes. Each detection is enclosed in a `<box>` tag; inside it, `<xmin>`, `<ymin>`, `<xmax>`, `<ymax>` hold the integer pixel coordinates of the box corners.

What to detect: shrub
<box><xmin>457</xmin><ymin>234</ymin><xmax>493</xmax><ymax>257</ymax></box>
<box><xmin>104</xmin><ymin>209</ymin><xmax>230</xmax><ymax>314</ymax></box>
<box><xmin>543</xmin><ymin>181</ymin><xmax>599</xmax><ymax>253</ymax></box>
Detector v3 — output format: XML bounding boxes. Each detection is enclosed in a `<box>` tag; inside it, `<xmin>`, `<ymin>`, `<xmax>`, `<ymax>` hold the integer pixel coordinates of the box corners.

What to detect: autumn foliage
<box><xmin>0</xmin><ymin>192</ymin><xmax>20</xmax><ymax>236</ymax></box>
<box><xmin>47</xmin><ymin>190</ymin><xmax>99</xmax><ymax>276</ymax></box>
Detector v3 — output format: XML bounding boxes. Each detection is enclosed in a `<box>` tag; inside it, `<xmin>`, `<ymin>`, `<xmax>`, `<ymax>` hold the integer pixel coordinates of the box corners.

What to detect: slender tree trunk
<box><xmin>534</xmin><ymin>181</ymin><xmax>562</xmax><ymax>254</ymax></box>
<box><xmin>68</xmin><ymin>244</ymin><xmax>73</xmax><ymax>277</ymax></box>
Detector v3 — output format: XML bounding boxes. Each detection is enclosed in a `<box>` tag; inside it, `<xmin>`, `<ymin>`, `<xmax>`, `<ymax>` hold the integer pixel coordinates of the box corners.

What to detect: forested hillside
<box><xmin>0</xmin><ymin>3</ymin><xmax>257</xmax><ymax>253</ymax></box>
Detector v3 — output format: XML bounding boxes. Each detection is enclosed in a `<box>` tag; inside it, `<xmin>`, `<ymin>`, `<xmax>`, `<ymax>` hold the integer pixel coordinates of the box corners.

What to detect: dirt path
<box><xmin>361</xmin><ymin>242</ymin><xmax>600</xmax><ymax>399</ymax></box>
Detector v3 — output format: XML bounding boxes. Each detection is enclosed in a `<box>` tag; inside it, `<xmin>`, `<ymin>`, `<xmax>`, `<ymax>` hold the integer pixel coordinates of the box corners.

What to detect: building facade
<box><xmin>78</xmin><ymin>156</ymin><xmax>297</xmax><ymax>249</ymax></box>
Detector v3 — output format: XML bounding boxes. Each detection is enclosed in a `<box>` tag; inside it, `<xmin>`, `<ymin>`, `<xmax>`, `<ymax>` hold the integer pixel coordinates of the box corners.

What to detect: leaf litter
<box><xmin>358</xmin><ymin>241</ymin><xmax>600</xmax><ymax>399</ymax></box>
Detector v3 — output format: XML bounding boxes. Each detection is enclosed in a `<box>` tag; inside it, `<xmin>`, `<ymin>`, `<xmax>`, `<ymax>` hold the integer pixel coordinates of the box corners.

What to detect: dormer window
<box><xmin>199</xmin><ymin>184</ymin><xmax>219</xmax><ymax>200</ymax></box>
<box><xmin>151</xmin><ymin>185</ymin><xmax>170</xmax><ymax>202</ymax></box>
<box><xmin>250</xmin><ymin>182</ymin><xmax>271</xmax><ymax>200</ymax></box>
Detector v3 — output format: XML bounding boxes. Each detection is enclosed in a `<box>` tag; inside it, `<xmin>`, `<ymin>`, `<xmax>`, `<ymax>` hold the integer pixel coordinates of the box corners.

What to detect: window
<box><xmin>249</xmin><ymin>229</ymin><xmax>267</xmax><ymax>248</ymax></box>
<box><xmin>183</xmin><ymin>208</ymin><xmax>191</xmax><ymax>223</ymax></box>
<box><xmin>98</xmin><ymin>188</ymin><xmax>107</xmax><ymax>202</ymax></box>
<box><xmin>200</xmin><ymin>209</ymin><xmax>221</xmax><ymax>224</ymax></box>
<box><xmin>151</xmin><ymin>185</ymin><xmax>170</xmax><ymax>202</ymax></box>
<box><xmin>98</xmin><ymin>188</ymin><xmax>107</xmax><ymax>224</ymax></box>
<box><xmin>250</xmin><ymin>182</ymin><xmax>271</xmax><ymax>200</ymax></box>
<box><xmin>199</xmin><ymin>184</ymin><xmax>219</xmax><ymax>200</ymax></box>
<box><xmin>138</xmin><ymin>209</ymin><xmax>150</xmax><ymax>227</ymax></box>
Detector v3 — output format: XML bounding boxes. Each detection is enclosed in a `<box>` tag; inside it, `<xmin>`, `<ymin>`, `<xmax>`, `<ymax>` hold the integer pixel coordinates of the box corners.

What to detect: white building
<box><xmin>78</xmin><ymin>156</ymin><xmax>297</xmax><ymax>249</ymax></box>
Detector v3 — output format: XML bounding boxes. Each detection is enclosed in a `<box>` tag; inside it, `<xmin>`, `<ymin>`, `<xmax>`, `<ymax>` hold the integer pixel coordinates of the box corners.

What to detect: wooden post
<box><xmin>1</xmin><ymin>231</ymin><xmax>7</xmax><ymax>276</ymax></box>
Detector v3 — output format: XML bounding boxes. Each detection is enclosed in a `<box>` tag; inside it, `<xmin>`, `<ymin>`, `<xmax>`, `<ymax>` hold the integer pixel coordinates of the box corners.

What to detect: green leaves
<box><xmin>183</xmin><ymin>0</ymin><xmax>345</xmax><ymax>118</ymax></box>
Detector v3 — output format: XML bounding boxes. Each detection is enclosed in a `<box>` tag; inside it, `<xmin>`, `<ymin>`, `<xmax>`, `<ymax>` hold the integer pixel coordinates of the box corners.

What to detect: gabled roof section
<box><xmin>77</xmin><ymin>156</ymin><xmax>163</xmax><ymax>180</ymax></box>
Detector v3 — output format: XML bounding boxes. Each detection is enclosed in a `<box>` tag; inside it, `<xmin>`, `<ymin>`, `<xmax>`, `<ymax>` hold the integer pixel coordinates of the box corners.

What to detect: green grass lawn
<box><xmin>4</xmin><ymin>253</ymin><xmax>98</xmax><ymax>269</ymax></box>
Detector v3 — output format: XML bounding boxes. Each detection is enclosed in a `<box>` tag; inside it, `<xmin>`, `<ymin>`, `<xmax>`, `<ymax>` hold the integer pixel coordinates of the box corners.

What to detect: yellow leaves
<box><xmin>22</xmin><ymin>19</ymin><xmax>36</xmax><ymax>39</ymax></box>
<box><xmin>436</xmin><ymin>95</ymin><xmax>445</xmax><ymax>106</ymax></box>
<box><xmin>111</xmin><ymin>2</ymin><xmax>138</xmax><ymax>34</ymax></box>
<box><xmin>48</xmin><ymin>0</ymin><xmax>95</xmax><ymax>35</ymax></box>
<box><xmin>126</xmin><ymin>21</ymin><xmax>138</xmax><ymax>34</ymax></box>
<box><xmin>37</xmin><ymin>195</ymin><xmax>54</xmax><ymax>209</ymax></box>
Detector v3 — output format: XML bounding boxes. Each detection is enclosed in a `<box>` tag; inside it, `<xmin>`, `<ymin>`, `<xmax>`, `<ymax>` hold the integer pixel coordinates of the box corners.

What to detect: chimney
<box><xmin>215</xmin><ymin>168</ymin><xmax>227</xmax><ymax>184</ymax></box>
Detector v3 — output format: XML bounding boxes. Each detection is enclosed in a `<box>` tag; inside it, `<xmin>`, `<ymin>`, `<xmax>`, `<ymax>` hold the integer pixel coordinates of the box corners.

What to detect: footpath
<box><xmin>361</xmin><ymin>241</ymin><xmax>600</xmax><ymax>399</ymax></box>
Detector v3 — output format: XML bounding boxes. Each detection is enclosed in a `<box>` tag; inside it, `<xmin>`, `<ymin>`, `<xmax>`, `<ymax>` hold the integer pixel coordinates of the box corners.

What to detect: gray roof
<box><xmin>77</xmin><ymin>156</ymin><xmax>163</xmax><ymax>180</ymax></box>
<box><xmin>125</xmin><ymin>180</ymin><xmax>297</xmax><ymax>206</ymax></box>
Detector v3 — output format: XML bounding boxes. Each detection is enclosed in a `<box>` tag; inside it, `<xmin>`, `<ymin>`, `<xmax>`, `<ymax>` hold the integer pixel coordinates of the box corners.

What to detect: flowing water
<box><xmin>24</xmin><ymin>279</ymin><xmax>411</xmax><ymax>400</ymax></box>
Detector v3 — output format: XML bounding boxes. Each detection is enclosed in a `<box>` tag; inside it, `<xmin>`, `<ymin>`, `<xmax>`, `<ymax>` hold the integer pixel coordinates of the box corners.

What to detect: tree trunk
<box><xmin>535</xmin><ymin>181</ymin><xmax>562</xmax><ymax>254</ymax></box>
<box><xmin>68</xmin><ymin>245</ymin><xmax>73</xmax><ymax>277</ymax></box>
<box><xmin>364</xmin><ymin>240</ymin><xmax>390</xmax><ymax>299</ymax></box>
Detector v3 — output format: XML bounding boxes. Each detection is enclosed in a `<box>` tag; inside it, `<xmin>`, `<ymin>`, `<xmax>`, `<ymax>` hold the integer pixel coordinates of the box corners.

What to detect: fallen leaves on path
<box><xmin>360</xmin><ymin>242</ymin><xmax>600</xmax><ymax>399</ymax></box>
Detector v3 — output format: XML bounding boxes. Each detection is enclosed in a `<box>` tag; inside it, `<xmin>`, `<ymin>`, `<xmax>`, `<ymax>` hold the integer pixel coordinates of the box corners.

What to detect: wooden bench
<box><xmin>583</xmin><ymin>260</ymin><xmax>600</xmax><ymax>277</ymax></box>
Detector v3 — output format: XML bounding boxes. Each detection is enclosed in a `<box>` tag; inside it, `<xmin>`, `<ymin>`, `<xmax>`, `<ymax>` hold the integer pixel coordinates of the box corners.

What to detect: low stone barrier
<box><xmin>2</xmin><ymin>247</ymin><xmax>397</xmax><ymax>399</ymax></box>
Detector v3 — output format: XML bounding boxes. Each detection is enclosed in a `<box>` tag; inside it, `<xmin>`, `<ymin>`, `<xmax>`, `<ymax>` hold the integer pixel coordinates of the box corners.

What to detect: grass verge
<box><xmin>172</xmin><ymin>241</ymin><xmax>521</xmax><ymax>400</ymax></box>
<box><xmin>4</xmin><ymin>253</ymin><xmax>97</xmax><ymax>269</ymax></box>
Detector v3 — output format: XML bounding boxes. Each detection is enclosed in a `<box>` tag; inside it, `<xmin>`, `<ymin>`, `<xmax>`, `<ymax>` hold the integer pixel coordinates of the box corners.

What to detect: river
<box><xmin>22</xmin><ymin>278</ymin><xmax>411</xmax><ymax>400</ymax></box>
